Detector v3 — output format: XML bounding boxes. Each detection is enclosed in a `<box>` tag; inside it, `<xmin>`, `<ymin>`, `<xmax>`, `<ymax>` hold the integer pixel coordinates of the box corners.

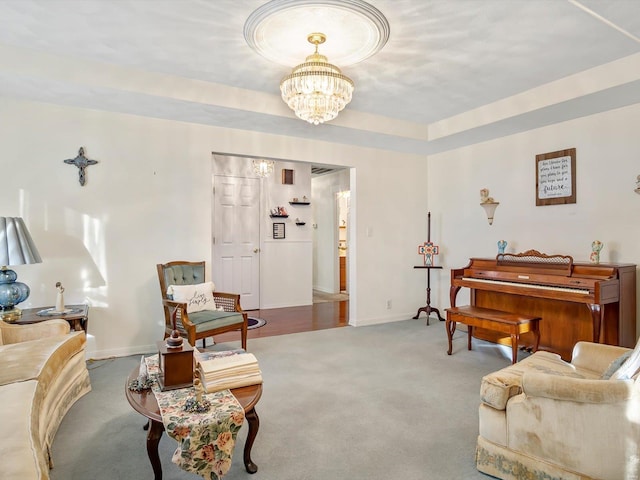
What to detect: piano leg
<box><xmin>533</xmin><ymin>321</ymin><xmax>541</xmax><ymax>352</ymax></box>
<box><xmin>588</xmin><ymin>304</ymin><xmax>603</xmax><ymax>343</ymax></box>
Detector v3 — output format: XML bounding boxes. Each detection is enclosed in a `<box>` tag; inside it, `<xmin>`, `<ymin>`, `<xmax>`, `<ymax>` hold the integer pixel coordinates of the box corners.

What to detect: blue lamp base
<box><xmin>0</xmin><ymin>267</ymin><xmax>30</xmax><ymax>322</ymax></box>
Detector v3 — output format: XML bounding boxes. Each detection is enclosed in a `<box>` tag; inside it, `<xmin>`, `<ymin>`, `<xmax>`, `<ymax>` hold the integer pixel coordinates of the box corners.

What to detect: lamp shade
<box><xmin>0</xmin><ymin>217</ymin><xmax>42</xmax><ymax>266</ymax></box>
<box><xmin>480</xmin><ymin>202</ymin><xmax>499</xmax><ymax>225</ymax></box>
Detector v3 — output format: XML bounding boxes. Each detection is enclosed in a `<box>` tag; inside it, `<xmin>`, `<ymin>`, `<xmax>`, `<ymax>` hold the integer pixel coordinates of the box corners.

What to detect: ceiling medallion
<box><xmin>244</xmin><ymin>0</ymin><xmax>390</xmax><ymax>67</ymax></box>
<box><xmin>245</xmin><ymin>1</ymin><xmax>389</xmax><ymax>125</ymax></box>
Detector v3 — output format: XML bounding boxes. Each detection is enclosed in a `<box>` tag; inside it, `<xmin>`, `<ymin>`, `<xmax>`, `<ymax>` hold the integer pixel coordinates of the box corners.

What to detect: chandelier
<box><xmin>280</xmin><ymin>33</ymin><xmax>354</xmax><ymax>125</ymax></box>
<box><xmin>252</xmin><ymin>158</ymin><xmax>275</xmax><ymax>178</ymax></box>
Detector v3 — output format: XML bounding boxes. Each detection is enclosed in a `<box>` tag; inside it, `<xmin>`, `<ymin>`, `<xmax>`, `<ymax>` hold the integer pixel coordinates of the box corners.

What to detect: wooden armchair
<box><xmin>157</xmin><ymin>261</ymin><xmax>247</xmax><ymax>350</ymax></box>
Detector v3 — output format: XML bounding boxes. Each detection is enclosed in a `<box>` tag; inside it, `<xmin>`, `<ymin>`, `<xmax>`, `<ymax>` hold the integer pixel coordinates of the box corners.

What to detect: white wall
<box><xmin>7</xmin><ymin>82</ymin><xmax>636</xmax><ymax>360</ymax></box>
<box><xmin>0</xmin><ymin>96</ymin><xmax>428</xmax><ymax>358</ymax></box>
<box><xmin>427</xmin><ymin>103</ymin><xmax>640</xmax><ymax>332</ymax></box>
<box><xmin>311</xmin><ymin>169</ymin><xmax>350</xmax><ymax>293</ymax></box>
<box><xmin>212</xmin><ymin>155</ymin><xmax>313</xmax><ymax>309</ymax></box>
<box><xmin>261</xmin><ymin>160</ymin><xmax>313</xmax><ymax>308</ymax></box>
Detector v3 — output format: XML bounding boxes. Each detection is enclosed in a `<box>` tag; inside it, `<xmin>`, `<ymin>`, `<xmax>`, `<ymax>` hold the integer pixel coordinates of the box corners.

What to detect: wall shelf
<box><xmin>270</xmin><ymin>214</ymin><xmax>289</xmax><ymax>218</ymax></box>
<box><xmin>289</xmin><ymin>201</ymin><xmax>310</xmax><ymax>205</ymax></box>
<box><xmin>296</xmin><ymin>221</ymin><xmax>306</xmax><ymax>226</ymax></box>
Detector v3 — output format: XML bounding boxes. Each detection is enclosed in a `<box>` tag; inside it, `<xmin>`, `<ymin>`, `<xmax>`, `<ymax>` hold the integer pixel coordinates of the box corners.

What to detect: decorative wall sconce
<box><xmin>480</xmin><ymin>188</ymin><xmax>499</xmax><ymax>225</ymax></box>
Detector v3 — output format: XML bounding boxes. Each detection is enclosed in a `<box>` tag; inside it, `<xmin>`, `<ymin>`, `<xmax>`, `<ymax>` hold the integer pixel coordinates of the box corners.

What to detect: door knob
<box><xmin>253</xmin><ymin>248</ymin><xmax>260</xmax><ymax>253</ymax></box>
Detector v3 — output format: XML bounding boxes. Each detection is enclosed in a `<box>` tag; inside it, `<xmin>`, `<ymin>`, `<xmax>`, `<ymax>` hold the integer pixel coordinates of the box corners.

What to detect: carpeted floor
<box><xmin>50</xmin><ymin>319</ymin><xmax>512</xmax><ymax>480</ymax></box>
<box><xmin>312</xmin><ymin>289</ymin><xmax>349</xmax><ymax>303</ymax></box>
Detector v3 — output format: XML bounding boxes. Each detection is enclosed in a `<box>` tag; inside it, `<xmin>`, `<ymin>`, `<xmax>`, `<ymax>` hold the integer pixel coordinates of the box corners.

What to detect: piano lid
<box><xmin>457</xmin><ymin>249</ymin><xmax>618</xmax><ymax>284</ymax></box>
<box><xmin>453</xmin><ymin>249</ymin><xmax>620</xmax><ymax>304</ymax></box>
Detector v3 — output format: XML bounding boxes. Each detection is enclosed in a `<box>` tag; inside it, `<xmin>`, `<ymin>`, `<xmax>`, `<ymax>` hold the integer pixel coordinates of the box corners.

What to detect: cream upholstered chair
<box><xmin>476</xmin><ymin>341</ymin><xmax>640</xmax><ymax>480</ymax></box>
<box><xmin>157</xmin><ymin>261</ymin><xmax>247</xmax><ymax>350</ymax></box>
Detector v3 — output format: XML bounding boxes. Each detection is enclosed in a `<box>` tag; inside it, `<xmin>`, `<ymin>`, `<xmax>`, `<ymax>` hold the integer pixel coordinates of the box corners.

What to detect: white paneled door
<box><xmin>213</xmin><ymin>176</ymin><xmax>260</xmax><ymax>310</ymax></box>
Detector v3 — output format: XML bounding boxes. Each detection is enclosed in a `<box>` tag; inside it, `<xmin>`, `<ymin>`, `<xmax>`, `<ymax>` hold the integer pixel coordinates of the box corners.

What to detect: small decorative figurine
<box><xmin>138</xmin><ymin>355</ymin><xmax>148</xmax><ymax>383</ymax></box>
<box><xmin>55</xmin><ymin>282</ymin><xmax>65</xmax><ymax>312</ymax></box>
<box><xmin>590</xmin><ymin>240</ymin><xmax>603</xmax><ymax>264</ymax></box>
<box><xmin>497</xmin><ymin>240</ymin><xmax>507</xmax><ymax>255</ymax></box>
<box><xmin>183</xmin><ymin>377</ymin><xmax>211</xmax><ymax>413</ymax></box>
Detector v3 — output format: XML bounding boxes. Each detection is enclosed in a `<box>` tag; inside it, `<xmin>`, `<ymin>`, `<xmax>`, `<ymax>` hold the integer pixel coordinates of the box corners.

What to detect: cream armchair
<box><xmin>477</xmin><ymin>342</ymin><xmax>640</xmax><ymax>480</ymax></box>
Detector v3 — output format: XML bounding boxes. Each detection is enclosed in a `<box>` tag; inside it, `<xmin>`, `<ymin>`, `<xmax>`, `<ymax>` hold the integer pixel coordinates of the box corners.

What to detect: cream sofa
<box><xmin>0</xmin><ymin>319</ymin><xmax>91</xmax><ymax>479</ymax></box>
<box><xmin>477</xmin><ymin>341</ymin><xmax>640</xmax><ymax>480</ymax></box>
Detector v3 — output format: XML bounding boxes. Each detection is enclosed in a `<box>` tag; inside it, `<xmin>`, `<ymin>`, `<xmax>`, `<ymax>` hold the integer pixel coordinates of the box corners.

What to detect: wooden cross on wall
<box><xmin>64</xmin><ymin>147</ymin><xmax>98</xmax><ymax>186</ymax></box>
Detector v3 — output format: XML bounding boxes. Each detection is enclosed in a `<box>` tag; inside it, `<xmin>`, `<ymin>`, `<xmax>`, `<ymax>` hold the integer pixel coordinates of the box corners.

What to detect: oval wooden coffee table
<box><xmin>125</xmin><ymin>367</ymin><xmax>262</xmax><ymax>480</ymax></box>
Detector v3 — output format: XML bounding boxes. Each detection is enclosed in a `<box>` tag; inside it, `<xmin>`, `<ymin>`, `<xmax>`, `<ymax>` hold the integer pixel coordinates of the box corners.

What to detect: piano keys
<box><xmin>450</xmin><ymin>250</ymin><xmax>636</xmax><ymax>361</ymax></box>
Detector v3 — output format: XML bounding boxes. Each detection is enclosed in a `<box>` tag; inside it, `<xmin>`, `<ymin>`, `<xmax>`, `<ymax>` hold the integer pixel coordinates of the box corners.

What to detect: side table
<box><xmin>413</xmin><ymin>266</ymin><xmax>444</xmax><ymax>325</ymax></box>
<box><xmin>125</xmin><ymin>367</ymin><xmax>262</xmax><ymax>479</ymax></box>
<box><xmin>15</xmin><ymin>304</ymin><xmax>89</xmax><ymax>332</ymax></box>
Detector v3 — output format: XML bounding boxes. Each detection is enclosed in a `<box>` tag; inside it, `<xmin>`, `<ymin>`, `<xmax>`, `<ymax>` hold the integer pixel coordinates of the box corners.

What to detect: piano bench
<box><xmin>444</xmin><ymin>306</ymin><xmax>541</xmax><ymax>364</ymax></box>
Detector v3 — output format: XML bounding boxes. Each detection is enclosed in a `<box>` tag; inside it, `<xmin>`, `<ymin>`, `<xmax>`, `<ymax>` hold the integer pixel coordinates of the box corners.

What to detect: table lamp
<box><xmin>0</xmin><ymin>217</ymin><xmax>42</xmax><ymax>322</ymax></box>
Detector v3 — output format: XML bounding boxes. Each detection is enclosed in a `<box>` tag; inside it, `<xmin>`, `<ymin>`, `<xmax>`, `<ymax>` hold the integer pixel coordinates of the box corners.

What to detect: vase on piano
<box><xmin>590</xmin><ymin>240</ymin><xmax>603</xmax><ymax>264</ymax></box>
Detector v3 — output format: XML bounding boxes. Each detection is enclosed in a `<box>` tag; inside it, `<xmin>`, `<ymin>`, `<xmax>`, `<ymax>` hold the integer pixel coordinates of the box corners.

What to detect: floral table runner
<box><xmin>145</xmin><ymin>355</ymin><xmax>245</xmax><ymax>479</ymax></box>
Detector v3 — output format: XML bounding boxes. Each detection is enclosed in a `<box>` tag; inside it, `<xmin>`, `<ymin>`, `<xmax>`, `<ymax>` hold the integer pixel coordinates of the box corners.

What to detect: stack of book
<box><xmin>195</xmin><ymin>348</ymin><xmax>263</xmax><ymax>393</ymax></box>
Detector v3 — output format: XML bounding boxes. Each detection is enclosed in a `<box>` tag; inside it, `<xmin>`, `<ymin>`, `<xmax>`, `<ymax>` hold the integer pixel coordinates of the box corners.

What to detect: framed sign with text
<box><xmin>273</xmin><ymin>222</ymin><xmax>285</xmax><ymax>239</ymax></box>
<box><xmin>535</xmin><ymin>148</ymin><xmax>576</xmax><ymax>206</ymax></box>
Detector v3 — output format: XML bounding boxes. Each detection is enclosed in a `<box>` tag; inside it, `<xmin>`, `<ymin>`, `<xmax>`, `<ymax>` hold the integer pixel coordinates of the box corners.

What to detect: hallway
<box><xmin>214</xmin><ymin>300</ymin><xmax>349</xmax><ymax>343</ymax></box>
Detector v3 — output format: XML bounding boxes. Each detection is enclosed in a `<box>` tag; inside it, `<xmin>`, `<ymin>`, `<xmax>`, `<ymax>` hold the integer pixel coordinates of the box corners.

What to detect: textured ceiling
<box><xmin>0</xmin><ymin>0</ymin><xmax>638</xmax><ymax>155</ymax></box>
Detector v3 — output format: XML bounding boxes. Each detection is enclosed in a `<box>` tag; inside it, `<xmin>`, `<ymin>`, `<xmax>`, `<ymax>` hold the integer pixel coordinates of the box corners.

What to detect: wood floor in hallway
<box><xmin>214</xmin><ymin>300</ymin><xmax>349</xmax><ymax>344</ymax></box>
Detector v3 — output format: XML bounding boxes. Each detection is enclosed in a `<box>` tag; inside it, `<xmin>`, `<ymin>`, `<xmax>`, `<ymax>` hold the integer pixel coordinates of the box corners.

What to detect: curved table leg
<box><xmin>244</xmin><ymin>408</ymin><xmax>260</xmax><ymax>474</ymax></box>
<box><xmin>446</xmin><ymin>317</ymin><xmax>456</xmax><ymax>355</ymax></box>
<box><xmin>146</xmin><ymin>419</ymin><xmax>165</xmax><ymax>480</ymax></box>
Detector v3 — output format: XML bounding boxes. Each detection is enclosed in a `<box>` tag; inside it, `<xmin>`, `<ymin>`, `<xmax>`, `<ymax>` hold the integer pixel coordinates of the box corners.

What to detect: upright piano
<box><xmin>450</xmin><ymin>250</ymin><xmax>636</xmax><ymax>360</ymax></box>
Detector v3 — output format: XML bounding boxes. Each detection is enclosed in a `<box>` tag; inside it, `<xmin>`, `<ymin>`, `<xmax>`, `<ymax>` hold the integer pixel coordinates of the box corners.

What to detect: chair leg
<box><xmin>202</xmin><ymin>338</ymin><xmax>206</xmax><ymax>349</ymax></box>
<box><xmin>241</xmin><ymin>324</ymin><xmax>247</xmax><ymax>351</ymax></box>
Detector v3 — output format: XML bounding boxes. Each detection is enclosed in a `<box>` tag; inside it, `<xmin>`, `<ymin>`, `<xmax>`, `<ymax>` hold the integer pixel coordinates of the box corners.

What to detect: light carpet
<box><xmin>312</xmin><ymin>290</ymin><xmax>349</xmax><ymax>303</ymax></box>
<box><xmin>50</xmin><ymin>319</ymin><xmax>513</xmax><ymax>480</ymax></box>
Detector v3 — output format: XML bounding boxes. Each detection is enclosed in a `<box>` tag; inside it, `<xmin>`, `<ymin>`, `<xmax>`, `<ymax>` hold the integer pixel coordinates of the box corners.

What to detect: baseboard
<box><xmin>87</xmin><ymin>343</ymin><xmax>156</xmax><ymax>361</ymax></box>
<box><xmin>350</xmin><ymin>313</ymin><xmax>417</xmax><ymax>327</ymax></box>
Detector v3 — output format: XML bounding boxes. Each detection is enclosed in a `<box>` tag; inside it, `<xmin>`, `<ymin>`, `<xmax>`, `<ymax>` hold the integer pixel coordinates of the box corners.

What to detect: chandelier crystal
<box><xmin>252</xmin><ymin>159</ymin><xmax>275</xmax><ymax>178</ymax></box>
<box><xmin>280</xmin><ymin>33</ymin><xmax>354</xmax><ymax>126</ymax></box>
